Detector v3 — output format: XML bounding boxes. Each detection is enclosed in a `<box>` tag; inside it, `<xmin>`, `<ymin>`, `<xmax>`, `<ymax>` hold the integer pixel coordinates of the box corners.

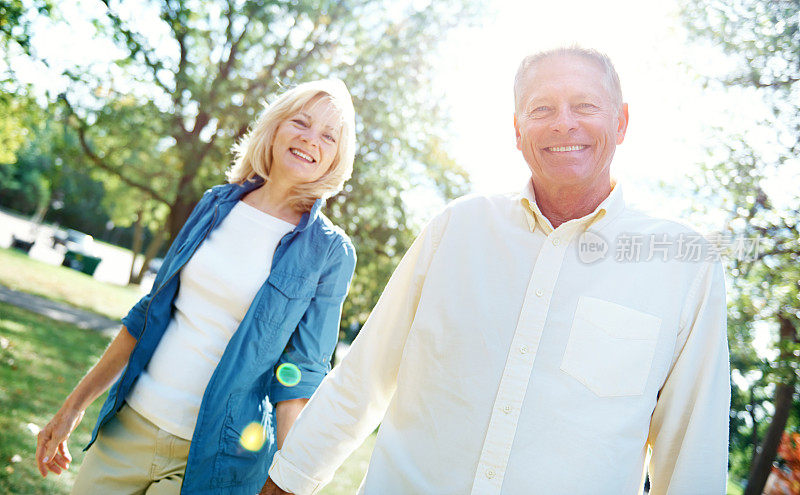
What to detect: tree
<box><xmin>0</xmin><ymin>0</ymin><xmax>51</xmax><ymax>55</ymax></box>
<box><xmin>680</xmin><ymin>0</ymin><xmax>800</xmax><ymax>492</ymax></box>
<box><xmin>18</xmin><ymin>0</ymin><xmax>477</xmax><ymax>332</ymax></box>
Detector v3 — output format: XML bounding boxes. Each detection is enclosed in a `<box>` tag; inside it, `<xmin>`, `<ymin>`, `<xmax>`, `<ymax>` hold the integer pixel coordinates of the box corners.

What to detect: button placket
<box><xmin>470</xmin><ymin>228</ymin><xmax>572</xmax><ymax>495</ymax></box>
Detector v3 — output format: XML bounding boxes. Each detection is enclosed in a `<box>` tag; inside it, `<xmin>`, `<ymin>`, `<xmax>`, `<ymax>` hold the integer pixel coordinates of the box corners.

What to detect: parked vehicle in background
<box><xmin>52</xmin><ymin>229</ymin><xmax>95</xmax><ymax>254</ymax></box>
<box><xmin>52</xmin><ymin>229</ymin><xmax>103</xmax><ymax>276</ymax></box>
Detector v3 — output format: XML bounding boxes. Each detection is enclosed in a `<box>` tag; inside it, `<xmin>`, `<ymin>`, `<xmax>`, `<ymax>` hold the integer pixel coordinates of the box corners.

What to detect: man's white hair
<box><xmin>514</xmin><ymin>46</ymin><xmax>623</xmax><ymax>112</ymax></box>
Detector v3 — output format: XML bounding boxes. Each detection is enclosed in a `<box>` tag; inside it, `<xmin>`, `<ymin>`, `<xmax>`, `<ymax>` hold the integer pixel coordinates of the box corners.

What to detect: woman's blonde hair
<box><xmin>227</xmin><ymin>79</ymin><xmax>357</xmax><ymax>212</ymax></box>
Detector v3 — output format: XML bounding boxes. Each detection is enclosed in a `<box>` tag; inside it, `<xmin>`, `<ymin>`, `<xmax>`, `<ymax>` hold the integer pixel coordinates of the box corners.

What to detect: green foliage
<box><xmin>0</xmin><ymin>102</ymin><xmax>117</xmax><ymax>236</ymax></box>
<box><xmin>0</xmin><ymin>0</ymin><xmax>52</xmax><ymax>54</ymax></box>
<box><xmin>0</xmin><ymin>89</ymin><xmax>38</xmax><ymax>162</ymax></box>
<box><xmin>680</xmin><ymin>0</ymin><xmax>800</xmax><ymax>486</ymax></box>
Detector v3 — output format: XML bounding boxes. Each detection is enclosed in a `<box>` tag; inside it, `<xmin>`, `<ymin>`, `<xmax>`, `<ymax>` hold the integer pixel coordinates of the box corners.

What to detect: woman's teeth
<box><xmin>291</xmin><ymin>149</ymin><xmax>314</xmax><ymax>162</ymax></box>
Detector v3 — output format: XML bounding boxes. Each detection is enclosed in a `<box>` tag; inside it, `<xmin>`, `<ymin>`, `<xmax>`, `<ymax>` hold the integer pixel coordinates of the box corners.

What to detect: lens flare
<box><xmin>276</xmin><ymin>363</ymin><xmax>302</xmax><ymax>387</ymax></box>
<box><xmin>239</xmin><ymin>422</ymin><xmax>267</xmax><ymax>452</ymax></box>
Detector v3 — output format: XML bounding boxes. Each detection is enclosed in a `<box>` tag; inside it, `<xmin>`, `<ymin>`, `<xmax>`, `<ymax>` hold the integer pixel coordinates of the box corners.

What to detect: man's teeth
<box><xmin>291</xmin><ymin>149</ymin><xmax>314</xmax><ymax>162</ymax></box>
<box><xmin>548</xmin><ymin>145</ymin><xmax>586</xmax><ymax>152</ymax></box>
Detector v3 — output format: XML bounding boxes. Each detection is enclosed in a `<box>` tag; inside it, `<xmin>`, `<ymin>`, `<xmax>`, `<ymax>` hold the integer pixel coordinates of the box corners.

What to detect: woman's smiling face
<box><xmin>270</xmin><ymin>95</ymin><xmax>343</xmax><ymax>186</ymax></box>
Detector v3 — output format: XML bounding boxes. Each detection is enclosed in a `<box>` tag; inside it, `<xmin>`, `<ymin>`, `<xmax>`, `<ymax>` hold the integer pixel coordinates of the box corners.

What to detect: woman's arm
<box><xmin>262</xmin><ymin>400</ymin><xmax>308</xmax><ymax>495</ymax></box>
<box><xmin>275</xmin><ymin>398</ymin><xmax>309</xmax><ymax>450</ymax></box>
<box><xmin>34</xmin><ymin>325</ymin><xmax>137</xmax><ymax>477</ymax></box>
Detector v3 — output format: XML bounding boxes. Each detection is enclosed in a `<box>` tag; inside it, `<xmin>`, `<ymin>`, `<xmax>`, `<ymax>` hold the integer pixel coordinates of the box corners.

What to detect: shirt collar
<box><xmin>219</xmin><ymin>178</ymin><xmax>324</xmax><ymax>232</ymax></box>
<box><xmin>296</xmin><ymin>198</ymin><xmax>323</xmax><ymax>232</ymax></box>
<box><xmin>519</xmin><ymin>178</ymin><xmax>624</xmax><ymax>235</ymax></box>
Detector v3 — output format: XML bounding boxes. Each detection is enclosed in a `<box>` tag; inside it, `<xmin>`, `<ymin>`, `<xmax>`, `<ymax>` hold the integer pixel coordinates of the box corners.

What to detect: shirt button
<box><xmin>519</xmin><ymin>345</ymin><xmax>529</xmax><ymax>354</ymax></box>
<box><xmin>535</xmin><ymin>288</ymin><xmax>544</xmax><ymax>297</ymax></box>
<box><xmin>502</xmin><ymin>405</ymin><xmax>512</xmax><ymax>414</ymax></box>
<box><xmin>486</xmin><ymin>468</ymin><xmax>496</xmax><ymax>479</ymax></box>
<box><xmin>552</xmin><ymin>238</ymin><xmax>561</xmax><ymax>246</ymax></box>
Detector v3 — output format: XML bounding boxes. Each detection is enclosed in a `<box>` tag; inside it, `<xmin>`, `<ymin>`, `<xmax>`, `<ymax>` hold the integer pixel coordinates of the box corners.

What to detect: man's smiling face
<box><xmin>514</xmin><ymin>54</ymin><xmax>628</xmax><ymax>194</ymax></box>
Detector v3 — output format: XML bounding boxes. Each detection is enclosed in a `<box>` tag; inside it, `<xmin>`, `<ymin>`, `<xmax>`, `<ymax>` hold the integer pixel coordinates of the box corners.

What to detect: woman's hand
<box><xmin>35</xmin><ymin>406</ymin><xmax>85</xmax><ymax>477</ymax></box>
<box><xmin>33</xmin><ymin>325</ymin><xmax>138</xmax><ymax>477</ymax></box>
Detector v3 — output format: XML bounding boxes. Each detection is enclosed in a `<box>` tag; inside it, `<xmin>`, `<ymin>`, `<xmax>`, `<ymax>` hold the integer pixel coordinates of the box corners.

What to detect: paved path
<box><xmin>0</xmin><ymin>284</ymin><xmax>120</xmax><ymax>336</ymax></box>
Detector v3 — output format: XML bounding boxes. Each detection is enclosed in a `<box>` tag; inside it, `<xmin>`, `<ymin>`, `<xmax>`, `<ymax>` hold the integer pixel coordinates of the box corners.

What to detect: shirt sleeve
<box><xmin>647</xmin><ymin>260</ymin><xmax>730</xmax><ymax>494</ymax></box>
<box><xmin>268</xmin><ymin>211</ymin><xmax>448</xmax><ymax>495</ymax></box>
<box><xmin>120</xmin><ymin>189</ymin><xmax>214</xmax><ymax>339</ymax></box>
<box><xmin>268</xmin><ymin>237</ymin><xmax>357</xmax><ymax>403</ymax></box>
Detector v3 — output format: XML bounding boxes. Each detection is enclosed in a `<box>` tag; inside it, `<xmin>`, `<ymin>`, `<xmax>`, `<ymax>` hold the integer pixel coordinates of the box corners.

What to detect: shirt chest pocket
<box><xmin>560</xmin><ymin>296</ymin><xmax>661</xmax><ymax>397</ymax></box>
<box><xmin>256</xmin><ymin>271</ymin><xmax>316</xmax><ymax>329</ymax></box>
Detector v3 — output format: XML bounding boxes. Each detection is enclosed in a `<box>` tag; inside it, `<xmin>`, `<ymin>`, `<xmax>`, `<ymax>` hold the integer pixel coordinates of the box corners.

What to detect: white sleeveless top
<box><xmin>126</xmin><ymin>201</ymin><xmax>294</xmax><ymax>439</ymax></box>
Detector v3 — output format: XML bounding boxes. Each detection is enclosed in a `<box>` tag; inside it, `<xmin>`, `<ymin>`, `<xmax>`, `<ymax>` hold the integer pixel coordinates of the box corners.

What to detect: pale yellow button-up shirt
<box><xmin>269</xmin><ymin>182</ymin><xmax>730</xmax><ymax>495</ymax></box>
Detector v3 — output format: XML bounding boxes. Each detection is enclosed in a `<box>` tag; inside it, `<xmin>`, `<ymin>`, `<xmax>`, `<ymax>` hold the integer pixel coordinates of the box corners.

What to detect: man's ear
<box><xmin>514</xmin><ymin>114</ymin><xmax>522</xmax><ymax>150</ymax></box>
<box><xmin>616</xmin><ymin>103</ymin><xmax>629</xmax><ymax>145</ymax></box>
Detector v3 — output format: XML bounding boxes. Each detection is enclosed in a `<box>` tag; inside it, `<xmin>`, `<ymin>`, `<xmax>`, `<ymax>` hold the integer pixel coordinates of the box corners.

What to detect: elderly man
<box><xmin>261</xmin><ymin>47</ymin><xmax>730</xmax><ymax>494</ymax></box>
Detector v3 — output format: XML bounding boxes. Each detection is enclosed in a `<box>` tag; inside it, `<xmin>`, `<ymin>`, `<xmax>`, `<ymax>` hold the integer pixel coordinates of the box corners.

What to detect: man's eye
<box><xmin>526</xmin><ymin>106</ymin><xmax>550</xmax><ymax>118</ymax></box>
<box><xmin>577</xmin><ymin>103</ymin><xmax>598</xmax><ymax>110</ymax></box>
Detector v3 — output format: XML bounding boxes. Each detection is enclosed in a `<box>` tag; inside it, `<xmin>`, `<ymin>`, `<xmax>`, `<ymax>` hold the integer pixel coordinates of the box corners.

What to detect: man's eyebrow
<box><xmin>522</xmin><ymin>97</ymin><xmax>548</xmax><ymax>110</ymax></box>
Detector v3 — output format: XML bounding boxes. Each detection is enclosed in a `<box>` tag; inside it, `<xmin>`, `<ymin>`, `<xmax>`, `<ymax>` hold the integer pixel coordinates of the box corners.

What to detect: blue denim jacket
<box><xmin>86</xmin><ymin>179</ymin><xmax>356</xmax><ymax>494</ymax></box>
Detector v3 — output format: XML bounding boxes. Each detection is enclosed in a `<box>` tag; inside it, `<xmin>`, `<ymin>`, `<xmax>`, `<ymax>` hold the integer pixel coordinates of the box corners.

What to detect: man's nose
<box><xmin>550</xmin><ymin>108</ymin><xmax>578</xmax><ymax>133</ymax></box>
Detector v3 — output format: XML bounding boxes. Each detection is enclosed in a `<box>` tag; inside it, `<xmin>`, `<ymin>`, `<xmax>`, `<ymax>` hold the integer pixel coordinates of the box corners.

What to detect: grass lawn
<box><xmin>0</xmin><ymin>302</ymin><xmax>111</xmax><ymax>494</ymax></box>
<box><xmin>0</xmin><ymin>302</ymin><xmax>374</xmax><ymax>493</ymax></box>
<box><xmin>0</xmin><ymin>248</ymin><xmax>141</xmax><ymax>320</ymax></box>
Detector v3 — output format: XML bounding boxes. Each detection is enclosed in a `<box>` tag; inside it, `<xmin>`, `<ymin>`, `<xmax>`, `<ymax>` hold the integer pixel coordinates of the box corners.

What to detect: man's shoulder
<box><xmin>615</xmin><ymin>206</ymin><xmax>707</xmax><ymax>239</ymax></box>
<box><xmin>441</xmin><ymin>190</ymin><xmax>520</xmax><ymax>217</ymax></box>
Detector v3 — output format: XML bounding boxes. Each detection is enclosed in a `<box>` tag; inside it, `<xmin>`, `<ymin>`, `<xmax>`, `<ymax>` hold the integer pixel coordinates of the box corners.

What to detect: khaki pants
<box><xmin>71</xmin><ymin>404</ymin><xmax>191</xmax><ymax>495</ymax></box>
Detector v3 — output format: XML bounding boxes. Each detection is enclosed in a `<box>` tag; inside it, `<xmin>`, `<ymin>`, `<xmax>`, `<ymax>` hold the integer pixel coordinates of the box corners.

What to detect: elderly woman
<box><xmin>35</xmin><ymin>79</ymin><xmax>358</xmax><ymax>494</ymax></box>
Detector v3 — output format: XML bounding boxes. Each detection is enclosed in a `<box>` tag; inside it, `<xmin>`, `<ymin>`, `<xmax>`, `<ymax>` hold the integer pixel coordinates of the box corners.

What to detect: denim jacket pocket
<box><xmin>560</xmin><ymin>296</ymin><xmax>661</xmax><ymax>397</ymax></box>
<box><xmin>257</xmin><ymin>271</ymin><xmax>316</xmax><ymax>328</ymax></box>
<box><xmin>211</xmin><ymin>391</ymin><xmax>275</xmax><ymax>487</ymax></box>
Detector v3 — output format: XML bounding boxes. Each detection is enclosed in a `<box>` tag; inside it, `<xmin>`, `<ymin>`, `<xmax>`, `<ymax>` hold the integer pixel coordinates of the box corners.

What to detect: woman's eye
<box><xmin>323</xmin><ymin>134</ymin><xmax>336</xmax><ymax>143</ymax></box>
<box><xmin>292</xmin><ymin>119</ymin><xmax>309</xmax><ymax>127</ymax></box>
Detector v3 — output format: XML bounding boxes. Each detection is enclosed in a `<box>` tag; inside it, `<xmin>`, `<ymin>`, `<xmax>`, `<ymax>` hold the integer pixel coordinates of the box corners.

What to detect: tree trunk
<box><xmin>166</xmin><ymin>196</ymin><xmax>195</xmax><ymax>243</ymax></box>
<box><xmin>744</xmin><ymin>315</ymin><xmax>798</xmax><ymax>495</ymax></box>
<box><xmin>749</xmin><ymin>389</ymin><xmax>759</xmax><ymax>468</ymax></box>
<box><xmin>133</xmin><ymin>230</ymin><xmax>168</xmax><ymax>284</ymax></box>
<box><xmin>128</xmin><ymin>210</ymin><xmax>144</xmax><ymax>284</ymax></box>
<box><xmin>166</xmin><ymin>168</ymin><xmax>202</xmax><ymax>243</ymax></box>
